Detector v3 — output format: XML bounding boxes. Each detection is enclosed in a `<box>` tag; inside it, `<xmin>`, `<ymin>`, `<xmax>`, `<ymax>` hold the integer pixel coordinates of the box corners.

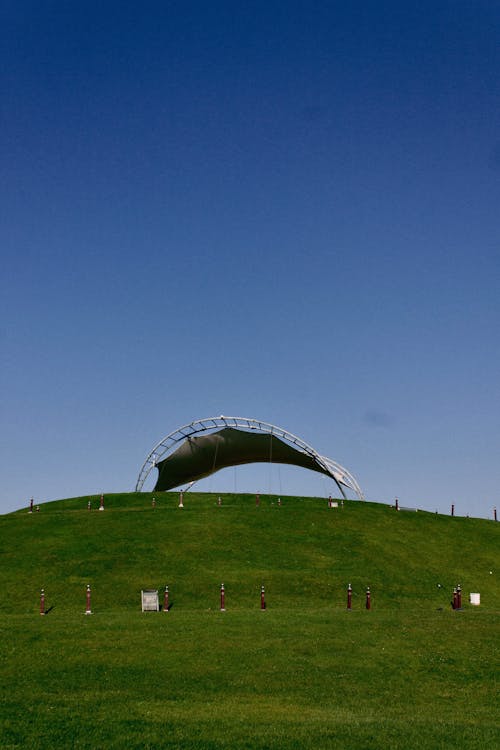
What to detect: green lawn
<box><xmin>0</xmin><ymin>493</ymin><xmax>498</xmax><ymax>748</ymax></box>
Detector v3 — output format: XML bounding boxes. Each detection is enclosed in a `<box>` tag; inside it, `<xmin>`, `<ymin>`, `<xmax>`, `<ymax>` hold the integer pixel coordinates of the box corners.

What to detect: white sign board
<box><xmin>141</xmin><ymin>589</ymin><xmax>159</xmax><ymax>612</ymax></box>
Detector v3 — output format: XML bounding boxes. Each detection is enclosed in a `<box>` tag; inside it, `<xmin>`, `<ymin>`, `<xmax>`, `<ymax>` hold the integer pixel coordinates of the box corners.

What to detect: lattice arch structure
<box><xmin>135</xmin><ymin>416</ymin><xmax>364</xmax><ymax>500</ymax></box>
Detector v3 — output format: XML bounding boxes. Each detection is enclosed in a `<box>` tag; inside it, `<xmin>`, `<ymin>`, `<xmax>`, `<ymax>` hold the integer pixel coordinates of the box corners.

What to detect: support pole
<box><xmin>347</xmin><ymin>583</ymin><xmax>352</xmax><ymax>610</ymax></box>
<box><xmin>261</xmin><ymin>585</ymin><xmax>266</xmax><ymax>610</ymax></box>
<box><xmin>494</xmin><ymin>507</ymin><xmax>497</xmax><ymax>522</ymax></box>
<box><xmin>85</xmin><ymin>584</ymin><xmax>92</xmax><ymax>615</ymax></box>
<box><xmin>395</xmin><ymin>497</ymin><xmax>399</xmax><ymax>511</ymax></box>
<box><xmin>178</xmin><ymin>491</ymin><xmax>184</xmax><ymax>508</ymax></box>
<box><xmin>40</xmin><ymin>588</ymin><xmax>45</xmax><ymax>616</ymax></box>
<box><xmin>220</xmin><ymin>583</ymin><xmax>226</xmax><ymax>612</ymax></box>
<box><xmin>164</xmin><ymin>585</ymin><xmax>169</xmax><ymax>612</ymax></box>
<box><xmin>29</xmin><ymin>497</ymin><xmax>34</xmax><ymax>514</ymax></box>
<box><xmin>365</xmin><ymin>586</ymin><xmax>371</xmax><ymax>610</ymax></box>
<box><xmin>451</xmin><ymin>504</ymin><xmax>454</xmax><ymax>517</ymax></box>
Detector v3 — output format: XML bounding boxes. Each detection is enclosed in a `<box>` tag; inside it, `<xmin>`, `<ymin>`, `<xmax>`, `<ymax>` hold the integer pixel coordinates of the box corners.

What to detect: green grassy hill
<box><xmin>1</xmin><ymin>492</ymin><xmax>498</xmax><ymax>749</ymax></box>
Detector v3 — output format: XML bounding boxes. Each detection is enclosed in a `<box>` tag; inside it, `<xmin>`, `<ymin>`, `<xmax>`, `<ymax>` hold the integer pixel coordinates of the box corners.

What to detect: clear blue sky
<box><xmin>1</xmin><ymin>1</ymin><xmax>499</xmax><ymax>517</ymax></box>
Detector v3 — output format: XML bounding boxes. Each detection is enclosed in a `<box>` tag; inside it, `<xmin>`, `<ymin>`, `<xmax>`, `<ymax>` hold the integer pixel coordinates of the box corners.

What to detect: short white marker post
<box><xmin>164</xmin><ymin>585</ymin><xmax>169</xmax><ymax>612</ymax></box>
<box><xmin>40</xmin><ymin>588</ymin><xmax>45</xmax><ymax>616</ymax></box>
<box><xmin>220</xmin><ymin>583</ymin><xmax>226</xmax><ymax>612</ymax></box>
<box><xmin>99</xmin><ymin>494</ymin><xmax>104</xmax><ymax>511</ymax></box>
<box><xmin>178</xmin><ymin>491</ymin><xmax>184</xmax><ymax>508</ymax></box>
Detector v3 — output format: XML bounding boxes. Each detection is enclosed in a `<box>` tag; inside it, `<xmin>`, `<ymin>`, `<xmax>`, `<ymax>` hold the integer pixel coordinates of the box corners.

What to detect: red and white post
<box><xmin>87</xmin><ymin>500</ymin><xmax>91</xmax><ymax>511</ymax></box>
<box><xmin>365</xmin><ymin>586</ymin><xmax>371</xmax><ymax>610</ymax></box>
<box><xmin>261</xmin><ymin>585</ymin><xmax>266</xmax><ymax>611</ymax></box>
<box><xmin>347</xmin><ymin>583</ymin><xmax>352</xmax><ymax>610</ymax></box>
<box><xmin>256</xmin><ymin>493</ymin><xmax>260</xmax><ymax>507</ymax></box>
<box><xmin>452</xmin><ymin>587</ymin><xmax>457</xmax><ymax>610</ymax></box>
<box><xmin>457</xmin><ymin>584</ymin><xmax>462</xmax><ymax>610</ymax></box>
<box><xmin>85</xmin><ymin>584</ymin><xmax>92</xmax><ymax>615</ymax></box>
<box><xmin>164</xmin><ymin>585</ymin><xmax>169</xmax><ymax>613</ymax></box>
<box><xmin>40</xmin><ymin>588</ymin><xmax>45</xmax><ymax>615</ymax></box>
<box><xmin>99</xmin><ymin>494</ymin><xmax>104</xmax><ymax>511</ymax></box>
<box><xmin>220</xmin><ymin>583</ymin><xmax>226</xmax><ymax>612</ymax></box>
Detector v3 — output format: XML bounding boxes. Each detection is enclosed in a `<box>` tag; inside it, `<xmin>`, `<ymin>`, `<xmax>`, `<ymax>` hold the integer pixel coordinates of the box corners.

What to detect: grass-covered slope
<box><xmin>0</xmin><ymin>493</ymin><xmax>498</xmax><ymax>749</ymax></box>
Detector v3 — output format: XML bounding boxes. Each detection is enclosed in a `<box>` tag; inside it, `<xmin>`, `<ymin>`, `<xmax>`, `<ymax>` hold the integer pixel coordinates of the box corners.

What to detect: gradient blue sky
<box><xmin>1</xmin><ymin>1</ymin><xmax>499</xmax><ymax>517</ymax></box>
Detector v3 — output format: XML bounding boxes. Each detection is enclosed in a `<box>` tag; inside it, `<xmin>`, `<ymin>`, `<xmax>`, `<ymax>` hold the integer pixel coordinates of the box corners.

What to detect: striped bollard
<box><xmin>261</xmin><ymin>585</ymin><xmax>266</xmax><ymax>610</ymax></box>
<box><xmin>220</xmin><ymin>583</ymin><xmax>226</xmax><ymax>612</ymax></box>
<box><xmin>85</xmin><ymin>584</ymin><xmax>92</xmax><ymax>615</ymax></box>
<box><xmin>452</xmin><ymin>587</ymin><xmax>457</xmax><ymax>610</ymax></box>
<box><xmin>40</xmin><ymin>588</ymin><xmax>45</xmax><ymax>616</ymax></box>
<box><xmin>99</xmin><ymin>494</ymin><xmax>104</xmax><ymax>511</ymax></box>
<box><xmin>278</xmin><ymin>498</ymin><xmax>281</xmax><ymax>506</ymax></box>
<box><xmin>164</xmin><ymin>585</ymin><xmax>169</xmax><ymax>613</ymax></box>
<box><xmin>457</xmin><ymin>584</ymin><xmax>462</xmax><ymax>610</ymax></box>
<box><xmin>87</xmin><ymin>500</ymin><xmax>91</xmax><ymax>511</ymax></box>
<box><xmin>365</xmin><ymin>586</ymin><xmax>371</xmax><ymax>610</ymax></box>
<box><xmin>218</xmin><ymin>496</ymin><xmax>222</xmax><ymax>506</ymax></box>
<box><xmin>347</xmin><ymin>583</ymin><xmax>352</xmax><ymax>610</ymax></box>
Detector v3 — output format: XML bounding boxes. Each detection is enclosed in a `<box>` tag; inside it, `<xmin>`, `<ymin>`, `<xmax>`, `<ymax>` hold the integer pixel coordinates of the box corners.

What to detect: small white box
<box><xmin>469</xmin><ymin>592</ymin><xmax>480</xmax><ymax>605</ymax></box>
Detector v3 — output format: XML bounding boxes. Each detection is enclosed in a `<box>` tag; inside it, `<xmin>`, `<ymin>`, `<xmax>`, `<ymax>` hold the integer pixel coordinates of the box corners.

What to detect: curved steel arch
<box><xmin>135</xmin><ymin>416</ymin><xmax>364</xmax><ymax>500</ymax></box>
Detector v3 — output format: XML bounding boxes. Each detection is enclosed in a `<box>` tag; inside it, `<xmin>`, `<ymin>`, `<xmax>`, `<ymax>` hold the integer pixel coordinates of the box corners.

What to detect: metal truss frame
<box><xmin>135</xmin><ymin>415</ymin><xmax>364</xmax><ymax>500</ymax></box>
